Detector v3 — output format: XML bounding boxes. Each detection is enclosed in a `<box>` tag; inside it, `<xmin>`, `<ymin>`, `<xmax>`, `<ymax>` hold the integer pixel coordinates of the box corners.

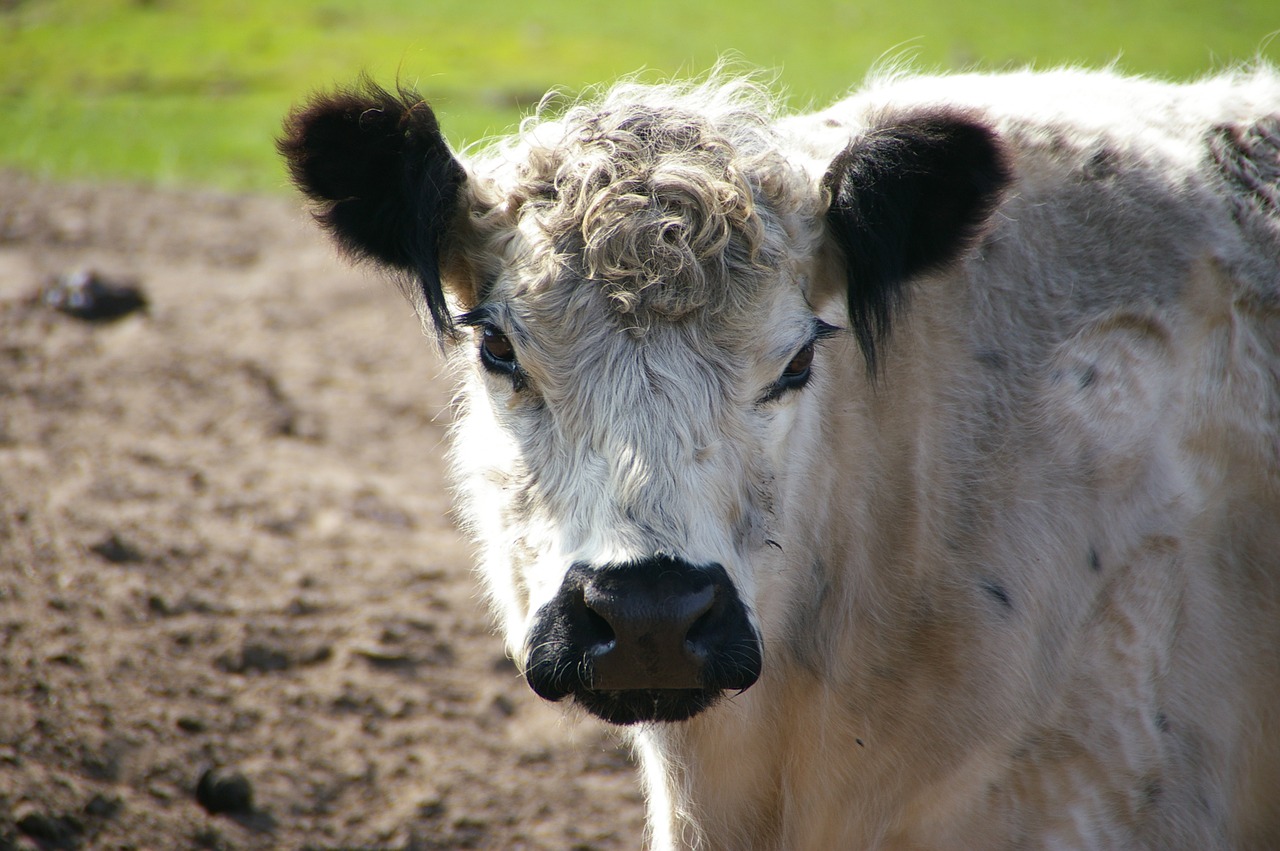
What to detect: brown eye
<box><xmin>782</xmin><ymin>342</ymin><xmax>814</xmax><ymax>379</ymax></box>
<box><xmin>478</xmin><ymin>324</ymin><xmax>523</xmax><ymax>389</ymax></box>
<box><xmin>481</xmin><ymin>325</ymin><xmax>516</xmax><ymax>364</ymax></box>
<box><xmin>760</xmin><ymin>323</ymin><xmax>837</xmax><ymax>404</ymax></box>
<box><xmin>759</xmin><ymin>340</ymin><xmax>817</xmax><ymax>404</ymax></box>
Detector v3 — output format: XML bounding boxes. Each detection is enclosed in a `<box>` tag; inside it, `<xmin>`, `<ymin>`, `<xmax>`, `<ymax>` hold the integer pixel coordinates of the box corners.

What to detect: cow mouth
<box><xmin>572</xmin><ymin>687</ymin><xmax>725</xmax><ymax>725</ymax></box>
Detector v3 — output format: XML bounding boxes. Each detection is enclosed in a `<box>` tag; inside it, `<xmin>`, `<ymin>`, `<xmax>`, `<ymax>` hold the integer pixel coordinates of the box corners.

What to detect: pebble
<box><xmin>43</xmin><ymin>269</ymin><xmax>148</xmax><ymax>322</ymax></box>
<box><xmin>15</xmin><ymin>811</ymin><xmax>83</xmax><ymax>848</ymax></box>
<box><xmin>195</xmin><ymin>766</ymin><xmax>254</xmax><ymax>815</ymax></box>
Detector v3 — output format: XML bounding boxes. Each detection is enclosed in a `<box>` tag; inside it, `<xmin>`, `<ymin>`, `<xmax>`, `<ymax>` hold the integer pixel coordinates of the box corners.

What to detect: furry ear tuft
<box><xmin>823</xmin><ymin>111</ymin><xmax>1011</xmax><ymax>374</ymax></box>
<box><xmin>278</xmin><ymin>79</ymin><xmax>467</xmax><ymax>336</ymax></box>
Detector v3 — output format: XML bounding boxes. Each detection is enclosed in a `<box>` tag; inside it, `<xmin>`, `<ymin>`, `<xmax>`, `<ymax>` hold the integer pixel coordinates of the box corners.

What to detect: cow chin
<box><xmin>572</xmin><ymin>687</ymin><xmax>724</xmax><ymax>725</ymax></box>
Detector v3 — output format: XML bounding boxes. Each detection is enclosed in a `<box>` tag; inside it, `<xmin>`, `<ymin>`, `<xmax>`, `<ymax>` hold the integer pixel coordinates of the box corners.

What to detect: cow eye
<box><xmin>759</xmin><ymin>340</ymin><xmax>817</xmax><ymax>404</ymax></box>
<box><xmin>778</xmin><ymin>341</ymin><xmax>816</xmax><ymax>390</ymax></box>
<box><xmin>479</xmin><ymin>325</ymin><xmax>517</xmax><ymax>374</ymax></box>
<box><xmin>782</xmin><ymin>342</ymin><xmax>815</xmax><ymax>382</ymax></box>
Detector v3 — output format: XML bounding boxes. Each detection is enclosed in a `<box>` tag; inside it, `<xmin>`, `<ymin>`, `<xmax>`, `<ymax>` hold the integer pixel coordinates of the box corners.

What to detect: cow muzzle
<box><xmin>523</xmin><ymin>556</ymin><xmax>762</xmax><ymax>724</ymax></box>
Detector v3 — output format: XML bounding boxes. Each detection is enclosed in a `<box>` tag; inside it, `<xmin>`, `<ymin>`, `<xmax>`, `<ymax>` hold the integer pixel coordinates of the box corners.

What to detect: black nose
<box><xmin>583</xmin><ymin>559</ymin><xmax>717</xmax><ymax>690</ymax></box>
<box><xmin>524</xmin><ymin>556</ymin><xmax>762</xmax><ymax>720</ymax></box>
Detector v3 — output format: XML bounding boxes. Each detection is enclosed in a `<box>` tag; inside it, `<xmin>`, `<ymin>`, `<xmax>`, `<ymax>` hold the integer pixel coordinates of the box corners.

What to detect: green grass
<box><xmin>1</xmin><ymin>0</ymin><xmax>1277</xmax><ymax>193</ymax></box>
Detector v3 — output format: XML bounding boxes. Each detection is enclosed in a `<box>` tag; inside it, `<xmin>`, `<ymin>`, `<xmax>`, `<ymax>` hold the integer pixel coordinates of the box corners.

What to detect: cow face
<box><xmin>445</xmin><ymin>213</ymin><xmax>832</xmax><ymax>723</ymax></box>
<box><xmin>280</xmin><ymin>78</ymin><xmax>1008</xmax><ymax>725</ymax></box>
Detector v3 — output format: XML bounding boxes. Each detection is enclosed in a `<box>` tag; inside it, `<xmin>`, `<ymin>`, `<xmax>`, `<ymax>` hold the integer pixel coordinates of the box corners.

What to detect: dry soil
<box><xmin>0</xmin><ymin>172</ymin><xmax>646</xmax><ymax>850</ymax></box>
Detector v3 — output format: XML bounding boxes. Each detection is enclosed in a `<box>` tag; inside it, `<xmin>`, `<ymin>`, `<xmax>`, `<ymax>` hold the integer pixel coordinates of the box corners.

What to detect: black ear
<box><xmin>823</xmin><ymin>111</ymin><xmax>1010</xmax><ymax>373</ymax></box>
<box><xmin>278</xmin><ymin>79</ymin><xmax>467</xmax><ymax>336</ymax></box>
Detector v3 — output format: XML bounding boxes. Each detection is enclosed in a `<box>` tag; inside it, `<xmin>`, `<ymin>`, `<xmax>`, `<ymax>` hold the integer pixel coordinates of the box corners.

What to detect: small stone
<box><xmin>16</xmin><ymin>811</ymin><xmax>83</xmax><ymax>847</ymax></box>
<box><xmin>90</xmin><ymin>533</ymin><xmax>145</xmax><ymax>565</ymax></box>
<box><xmin>231</xmin><ymin>643</ymin><xmax>291</xmax><ymax>673</ymax></box>
<box><xmin>216</xmin><ymin>638</ymin><xmax>332</xmax><ymax>674</ymax></box>
<box><xmin>490</xmin><ymin>694</ymin><xmax>517</xmax><ymax>718</ymax></box>
<box><xmin>417</xmin><ymin>797</ymin><xmax>447</xmax><ymax>819</ymax></box>
<box><xmin>43</xmin><ymin>269</ymin><xmax>147</xmax><ymax>322</ymax></box>
<box><xmin>177</xmin><ymin>715</ymin><xmax>208</xmax><ymax>734</ymax></box>
<box><xmin>196</xmin><ymin>766</ymin><xmax>254</xmax><ymax>815</ymax></box>
<box><xmin>84</xmin><ymin>793</ymin><xmax>123</xmax><ymax>820</ymax></box>
<box><xmin>353</xmin><ymin>647</ymin><xmax>415</xmax><ymax>670</ymax></box>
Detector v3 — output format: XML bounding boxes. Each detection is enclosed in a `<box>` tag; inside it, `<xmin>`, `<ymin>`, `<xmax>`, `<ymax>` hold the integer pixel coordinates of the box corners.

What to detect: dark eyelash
<box><xmin>813</xmin><ymin>319</ymin><xmax>842</xmax><ymax>340</ymax></box>
<box><xmin>456</xmin><ymin>307</ymin><xmax>493</xmax><ymax>328</ymax></box>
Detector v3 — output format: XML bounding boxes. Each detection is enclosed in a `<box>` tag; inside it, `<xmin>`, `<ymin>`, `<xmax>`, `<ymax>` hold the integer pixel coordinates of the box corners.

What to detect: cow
<box><xmin>279</xmin><ymin>64</ymin><xmax>1280</xmax><ymax>848</ymax></box>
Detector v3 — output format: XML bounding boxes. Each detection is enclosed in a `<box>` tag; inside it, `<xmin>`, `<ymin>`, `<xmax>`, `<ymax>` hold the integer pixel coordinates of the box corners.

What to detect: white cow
<box><xmin>280</xmin><ymin>65</ymin><xmax>1280</xmax><ymax>848</ymax></box>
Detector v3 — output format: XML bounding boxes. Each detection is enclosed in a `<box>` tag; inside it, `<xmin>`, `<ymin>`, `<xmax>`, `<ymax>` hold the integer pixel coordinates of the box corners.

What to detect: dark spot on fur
<box><xmin>1155</xmin><ymin>711</ymin><xmax>1170</xmax><ymax>733</ymax></box>
<box><xmin>1043</xmin><ymin>126</ymin><xmax>1072</xmax><ymax>155</ymax></box>
<box><xmin>1082</xmin><ymin>146</ymin><xmax>1121</xmax><ymax>181</ymax></box>
<box><xmin>781</xmin><ymin>563</ymin><xmax>835</xmax><ymax>674</ymax></box>
<box><xmin>1088</xmin><ymin>547</ymin><xmax>1102</xmax><ymax>572</ymax></box>
<box><xmin>856</xmin><ymin>738</ymin><xmax>865</xmax><ymax>747</ymax></box>
<box><xmin>1078</xmin><ymin>364</ymin><xmax>1098</xmax><ymax>389</ymax></box>
<box><xmin>825</xmin><ymin>118</ymin><xmax>843</xmax><ymax>128</ymax></box>
<box><xmin>979</xmin><ymin>578</ymin><xmax>1013</xmax><ymax>611</ymax></box>
<box><xmin>1141</xmin><ymin>777</ymin><xmax>1163</xmax><ymax>809</ymax></box>
<box><xmin>975</xmin><ymin>349</ymin><xmax>1008</xmax><ymax>371</ymax></box>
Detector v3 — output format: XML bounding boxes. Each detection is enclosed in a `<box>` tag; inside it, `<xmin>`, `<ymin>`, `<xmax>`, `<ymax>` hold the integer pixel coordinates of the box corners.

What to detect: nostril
<box><xmin>581</xmin><ymin>604</ymin><xmax>616</xmax><ymax>656</ymax></box>
<box><xmin>684</xmin><ymin>592</ymin><xmax>733</xmax><ymax>664</ymax></box>
<box><xmin>685</xmin><ymin>604</ymin><xmax>715</xmax><ymax>644</ymax></box>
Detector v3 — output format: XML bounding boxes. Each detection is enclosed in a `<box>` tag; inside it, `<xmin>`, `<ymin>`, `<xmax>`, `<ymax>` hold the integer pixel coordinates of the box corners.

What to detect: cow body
<box><xmin>281</xmin><ymin>66</ymin><xmax>1280</xmax><ymax>849</ymax></box>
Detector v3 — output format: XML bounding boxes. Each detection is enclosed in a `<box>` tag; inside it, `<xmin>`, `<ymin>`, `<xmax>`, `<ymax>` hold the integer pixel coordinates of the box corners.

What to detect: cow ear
<box><xmin>822</xmin><ymin>111</ymin><xmax>1010</xmax><ymax>373</ymax></box>
<box><xmin>278</xmin><ymin>79</ymin><xmax>468</xmax><ymax>337</ymax></box>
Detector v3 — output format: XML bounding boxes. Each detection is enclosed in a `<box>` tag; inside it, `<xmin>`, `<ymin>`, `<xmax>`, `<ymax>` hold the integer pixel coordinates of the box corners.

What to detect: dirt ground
<box><xmin>0</xmin><ymin>171</ymin><xmax>646</xmax><ymax>850</ymax></box>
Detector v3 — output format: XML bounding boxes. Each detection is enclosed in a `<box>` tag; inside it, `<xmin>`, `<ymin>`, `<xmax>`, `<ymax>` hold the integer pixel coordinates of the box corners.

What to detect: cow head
<box><xmin>280</xmin><ymin>77</ymin><xmax>1008</xmax><ymax>725</ymax></box>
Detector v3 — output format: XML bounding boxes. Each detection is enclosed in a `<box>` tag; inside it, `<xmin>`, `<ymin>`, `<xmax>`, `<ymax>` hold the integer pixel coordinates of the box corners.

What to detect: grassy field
<box><xmin>1</xmin><ymin>0</ymin><xmax>1277</xmax><ymax>193</ymax></box>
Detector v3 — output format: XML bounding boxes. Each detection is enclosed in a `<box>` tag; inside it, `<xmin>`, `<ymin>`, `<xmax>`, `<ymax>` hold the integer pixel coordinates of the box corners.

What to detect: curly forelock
<box><xmin>495</xmin><ymin>77</ymin><xmax>802</xmax><ymax>319</ymax></box>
